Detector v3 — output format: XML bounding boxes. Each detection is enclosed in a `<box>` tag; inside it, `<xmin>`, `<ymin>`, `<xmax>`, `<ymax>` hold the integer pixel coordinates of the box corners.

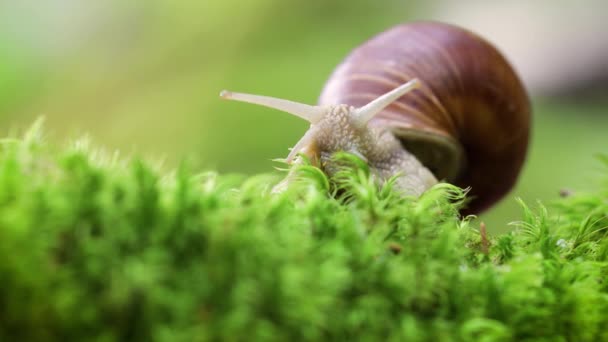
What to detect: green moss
<box><xmin>1</xmin><ymin>122</ymin><xmax>608</xmax><ymax>341</ymax></box>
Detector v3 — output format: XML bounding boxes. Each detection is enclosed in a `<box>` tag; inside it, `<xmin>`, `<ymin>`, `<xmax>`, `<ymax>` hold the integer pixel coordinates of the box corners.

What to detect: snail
<box><xmin>220</xmin><ymin>21</ymin><xmax>530</xmax><ymax>215</ymax></box>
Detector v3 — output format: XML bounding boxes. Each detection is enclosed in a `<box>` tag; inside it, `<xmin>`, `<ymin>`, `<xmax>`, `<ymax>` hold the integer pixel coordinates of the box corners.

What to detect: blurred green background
<box><xmin>0</xmin><ymin>1</ymin><xmax>607</xmax><ymax>231</ymax></box>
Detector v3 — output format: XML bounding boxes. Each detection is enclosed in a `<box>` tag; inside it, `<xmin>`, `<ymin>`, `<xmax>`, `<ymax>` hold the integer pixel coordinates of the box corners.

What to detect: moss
<box><xmin>1</xmin><ymin>122</ymin><xmax>608</xmax><ymax>341</ymax></box>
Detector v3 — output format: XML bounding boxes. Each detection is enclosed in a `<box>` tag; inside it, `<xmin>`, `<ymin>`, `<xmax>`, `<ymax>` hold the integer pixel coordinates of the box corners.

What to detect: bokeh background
<box><xmin>1</xmin><ymin>1</ymin><xmax>607</xmax><ymax>231</ymax></box>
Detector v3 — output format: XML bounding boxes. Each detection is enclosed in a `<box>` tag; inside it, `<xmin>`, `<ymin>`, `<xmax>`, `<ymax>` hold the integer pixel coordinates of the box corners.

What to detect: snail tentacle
<box><xmin>220</xmin><ymin>90</ymin><xmax>324</xmax><ymax>123</ymax></box>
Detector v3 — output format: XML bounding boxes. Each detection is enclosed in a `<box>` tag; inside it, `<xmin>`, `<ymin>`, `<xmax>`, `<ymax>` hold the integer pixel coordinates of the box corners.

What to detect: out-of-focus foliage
<box><xmin>1</xmin><ymin>125</ymin><xmax>608</xmax><ymax>341</ymax></box>
<box><xmin>0</xmin><ymin>1</ymin><xmax>607</xmax><ymax>230</ymax></box>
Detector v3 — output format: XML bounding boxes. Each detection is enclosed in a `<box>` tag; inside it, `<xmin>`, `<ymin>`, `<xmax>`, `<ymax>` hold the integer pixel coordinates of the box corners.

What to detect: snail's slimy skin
<box><xmin>310</xmin><ymin>104</ymin><xmax>438</xmax><ymax>196</ymax></box>
<box><xmin>220</xmin><ymin>79</ymin><xmax>432</xmax><ymax>196</ymax></box>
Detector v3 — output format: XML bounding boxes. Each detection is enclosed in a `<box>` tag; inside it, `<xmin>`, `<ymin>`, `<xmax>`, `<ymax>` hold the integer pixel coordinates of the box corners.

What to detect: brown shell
<box><xmin>318</xmin><ymin>22</ymin><xmax>531</xmax><ymax>215</ymax></box>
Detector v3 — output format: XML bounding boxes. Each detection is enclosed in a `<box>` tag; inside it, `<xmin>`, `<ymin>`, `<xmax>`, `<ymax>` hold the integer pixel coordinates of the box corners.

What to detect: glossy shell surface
<box><xmin>319</xmin><ymin>22</ymin><xmax>531</xmax><ymax>214</ymax></box>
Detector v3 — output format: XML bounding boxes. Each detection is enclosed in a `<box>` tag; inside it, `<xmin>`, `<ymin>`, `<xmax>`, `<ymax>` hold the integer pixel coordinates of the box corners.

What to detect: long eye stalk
<box><xmin>351</xmin><ymin>78</ymin><xmax>420</xmax><ymax>127</ymax></box>
<box><xmin>220</xmin><ymin>90</ymin><xmax>324</xmax><ymax>124</ymax></box>
<box><xmin>220</xmin><ymin>78</ymin><xmax>420</xmax><ymax>126</ymax></box>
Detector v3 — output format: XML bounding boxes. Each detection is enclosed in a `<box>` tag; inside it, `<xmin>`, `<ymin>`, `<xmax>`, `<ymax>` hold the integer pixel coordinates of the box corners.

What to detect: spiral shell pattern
<box><xmin>319</xmin><ymin>22</ymin><xmax>530</xmax><ymax>214</ymax></box>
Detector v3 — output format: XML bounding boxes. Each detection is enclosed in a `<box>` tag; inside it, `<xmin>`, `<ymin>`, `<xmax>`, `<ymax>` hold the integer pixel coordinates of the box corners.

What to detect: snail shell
<box><xmin>319</xmin><ymin>21</ymin><xmax>531</xmax><ymax>214</ymax></box>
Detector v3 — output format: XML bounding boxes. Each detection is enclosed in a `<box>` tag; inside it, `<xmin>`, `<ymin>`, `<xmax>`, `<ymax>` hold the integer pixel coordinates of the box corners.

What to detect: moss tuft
<box><xmin>1</xmin><ymin>123</ymin><xmax>608</xmax><ymax>341</ymax></box>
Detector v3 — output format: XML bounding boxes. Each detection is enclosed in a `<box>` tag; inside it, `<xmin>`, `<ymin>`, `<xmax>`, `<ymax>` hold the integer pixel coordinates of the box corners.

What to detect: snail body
<box><xmin>221</xmin><ymin>21</ymin><xmax>530</xmax><ymax>215</ymax></box>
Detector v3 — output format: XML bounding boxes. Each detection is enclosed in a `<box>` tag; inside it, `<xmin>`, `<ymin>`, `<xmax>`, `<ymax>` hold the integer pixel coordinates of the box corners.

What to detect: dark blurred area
<box><xmin>0</xmin><ymin>1</ymin><xmax>607</xmax><ymax>230</ymax></box>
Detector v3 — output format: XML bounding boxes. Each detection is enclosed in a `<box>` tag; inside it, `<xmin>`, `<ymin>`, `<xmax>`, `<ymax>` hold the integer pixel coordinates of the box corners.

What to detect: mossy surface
<box><xmin>1</xmin><ymin>123</ymin><xmax>608</xmax><ymax>341</ymax></box>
